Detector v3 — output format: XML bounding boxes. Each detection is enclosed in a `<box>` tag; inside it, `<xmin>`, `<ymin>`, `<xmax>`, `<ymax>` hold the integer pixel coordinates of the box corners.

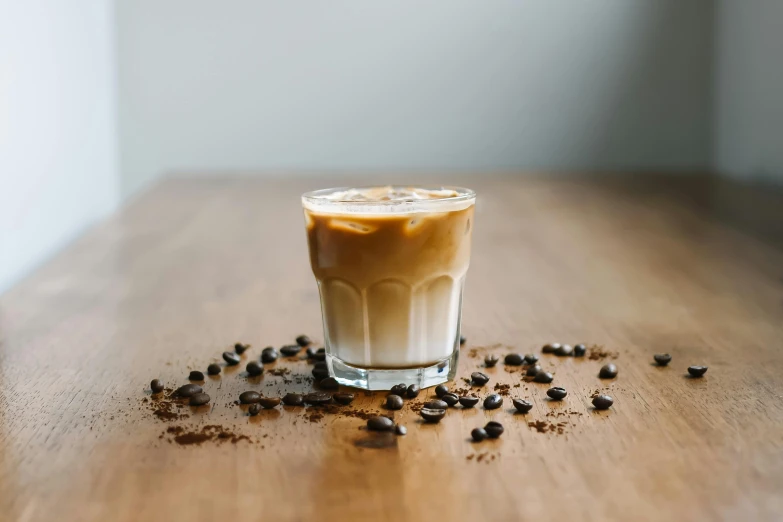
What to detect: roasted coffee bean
<box><xmin>460</xmin><ymin>335</ymin><xmax>467</xmax><ymax>345</ymax></box>
<box><xmin>471</xmin><ymin>372</ymin><xmax>490</xmax><ymax>386</ymax></box>
<box><xmin>258</xmin><ymin>397</ymin><xmax>281</xmax><ymax>409</ymax></box>
<box><xmin>406</xmin><ymin>384</ymin><xmax>420</xmax><ymax>398</ymax></box>
<box><xmin>424</xmin><ymin>399</ymin><xmax>448</xmax><ymax>410</ymax></box>
<box><xmin>189</xmin><ymin>370</ymin><xmax>204</xmax><ymax>381</ymax></box>
<box><xmin>239</xmin><ymin>391</ymin><xmax>261</xmax><ymax>404</ymax></box>
<box><xmin>688</xmin><ymin>365</ymin><xmax>708</xmax><ymax>377</ymax></box>
<box><xmin>389</xmin><ymin>383</ymin><xmax>408</xmax><ymax>396</ymax></box>
<box><xmin>248</xmin><ymin>403</ymin><xmax>261</xmax><ymax>416</ymax></box>
<box><xmin>435</xmin><ymin>384</ymin><xmax>449</xmax><ymax>398</ymax></box>
<box><xmin>306</xmin><ymin>347</ymin><xmax>317</xmax><ymax>358</ymax></box>
<box><xmin>471</xmin><ymin>428</ymin><xmax>488</xmax><ymax>442</ymax></box>
<box><xmin>246</xmin><ymin>361</ymin><xmax>263</xmax><ymax>377</ymax></box>
<box><xmin>313</xmin><ymin>360</ymin><xmax>328</xmax><ymax>370</ymax></box>
<box><xmin>222</xmin><ymin>351</ymin><xmax>241</xmax><ymax>366</ymax></box>
<box><xmin>174</xmin><ymin>384</ymin><xmax>202</xmax><ymax>398</ymax></box>
<box><xmin>280</xmin><ymin>344</ymin><xmax>301</xmax><ymax>357</ymax></box>
<box><xmin>303</xmin><ymin>392</ymin><xmax>332</xmax><ymax>405</ymax></box>
<box><xmin>332</xmin><ymin>392</ymin><xmax>354</xmax><ymax>405</ymax></box>
<box><xmin>484</xmin><ymin>421</ymin><xmax>504</xmax><ymax>438</ymax></box>
<box><xmin>484</xmin><ymin>354</ymin><xmax>500</xmax><ymax>367</ymax></box>
<box><xmin>542</xmin><ymin>343</ymin><xmax>560</xmax><ymax>353</ymax></box>
<box><xmin>654</xmin><ymin>353</ymin><xmax>672</xmax><ymax>366</ymax></box>
<box><xmin>312</xmin><ymin>367</ymin><xmax>330</xmax><ymax>380</ymax></box>
<box><xmin>547</xmin><ymin>387</ymin><xmax>567</xmax><ymax>400</ymax></box>
<box><xmin>513</xmin><ymin>398</ymin><xmax>533</xmax><ymax>413</ymax></box>
<box><xmin>504</xmin><ymin>353</ymin><xmax>524</xmax><ymax>366</ymax></box>
<box><xmin>395</xmin><ymin>425</ymin><xmax>407</xmax><ymax>436</ymax></box>
<box><xmin>295</xmin><ymin>334</ymin><xmax>311</xmax><ymax>347</ymax></box>
<box><xmin>189</xmin><ymin>392</ymin><xmax>210</xmax><ymax>406</ymax></box>
<box><xmin>234</xmin><ymin>343</ymin><xmax>250</xmax><ymax>355</ymax></box>
<box><xmin>367</xmin><ymin>416</ymin><xmax>394</xmax><ymax>431</ymax></box>
<box><xmin>599</xmin><ymin>363</ymin><xmax>618</xmax><ymax>379</ymax></box>
<box><xmin>419</xmin><ymin>408</ymin><xmax>446</xmax><ymax>423</ymax></box>
<box><xmin>385</xmin><ymin>394</ymin><xmax>404</xmax><ymax>410</ymax></box>
<box><xmin>150</xmin><ymin>379</ymin><xmax>164</xmax><ymax>394</ymax></box>
<box><xmin>319</xmin><ymin>377</ymin><xmax>339</xmax><ymax>390</ymax></box>
<box><xmin>313</xmin><ymin>348</ymin><xmax>326</xmax><ymax>361</ymax></box>
<box><xmin>573</xmin><ymin>344</ymin><xmax>587</xmax><ymax>357</ymax></box>
<box><xmin>533</xmin><ymin>371</ymin><xmax>554</xmax><ymax>383</ymax></box>
<box><xmin>483</xmin><ymin>394</ymin><xmax>503</xmax><ymax>410</ymax></box>
<box><xmin>554</xmin><ymin>344</ymin><xmax>574</xmax><ymax>356</ymax></box>
<box><xmin>592</xmin><ymin>395</ymin><xmax>613</xmax><ymax>410</ymax></box>
<box><xmin>442</xmin><ymin>393</ymin><xmax>460</xmax><ymax>407</ymax></box>
<box><xmin>207</xmin><ymin>363</ymin><xmax>221</xmax><ymax>375</ymax></box>
<box><xmin>260</xmin><ymin>347</ymin><xmax>278</xmax><ymax>363</ymax></box>
<box><xmin>526</xmin><ymin>364</ymin><xmax>542</xmax><ymax>377</ymax></box>
<box><xmin>282</xmin><ymin>393</ymin><xmax>304</xmax><ymax>406</ymax></box>
<box><xmin>524</xmin><ymin>353</ymin><xmax>539</xmax><ymax>364</ymax></box>
<box><xmin>459</xmin><ymin>396</ymin><xmax>479</xmax><ymax>408</ymax></box>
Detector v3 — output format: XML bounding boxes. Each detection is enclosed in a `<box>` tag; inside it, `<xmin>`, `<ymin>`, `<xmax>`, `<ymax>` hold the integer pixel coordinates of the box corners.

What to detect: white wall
<box><xmin>0</xmin><ymin>1</ymin><xmax>119</xmax><ymax>293</ymax></box>
<box><xmin>117</xmin><ymin>0</ymin><xmax>714</xmax><ymax>196</ymax></box>
<box><xmin>714</xmin><ymin>0</ymin><xmax>783</xmax><ymax>184</ymax></box>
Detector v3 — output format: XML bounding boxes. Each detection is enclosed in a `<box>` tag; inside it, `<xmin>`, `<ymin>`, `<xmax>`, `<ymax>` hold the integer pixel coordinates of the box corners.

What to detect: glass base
<box><xmin>326</xmin><ymin>350</ymin><xmax>459</xmax><ymax>391</ymax></box>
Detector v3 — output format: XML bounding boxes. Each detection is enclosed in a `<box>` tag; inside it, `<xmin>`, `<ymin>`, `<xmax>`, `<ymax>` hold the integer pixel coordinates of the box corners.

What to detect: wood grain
<box><xmin>1</xmin><ymin>175</ymin><xmax>782</xmax><ymax>522</ymax></box>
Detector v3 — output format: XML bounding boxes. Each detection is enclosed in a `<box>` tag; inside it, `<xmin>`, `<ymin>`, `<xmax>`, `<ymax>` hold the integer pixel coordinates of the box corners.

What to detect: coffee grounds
<box><xmin>147</xmin><ymin>390</ymin><xmax>189</xmax><ymax>421</ymax></box>
<box><xmin>163</xmin><ymin>424</ymin><xmax>252</xmax><ymax>445</ymax></box>
<box><xmin>528</xmin><ymin>419</ymin><xmax>570</xmax><ymax>435</ymax></box>
<box><xmin>493</xmin><ymin>383</ymin><xmax>511</xmax><ymax>396</ymax></box>
<box><xmin>588</xmin><ymin>345</ymin><xmax>619</xmax><ymax>361</ymax></box>
<box><xmin>268</xmin><ymin>368</ymin><xmax>291</xmax><ymax>377</ymax></box>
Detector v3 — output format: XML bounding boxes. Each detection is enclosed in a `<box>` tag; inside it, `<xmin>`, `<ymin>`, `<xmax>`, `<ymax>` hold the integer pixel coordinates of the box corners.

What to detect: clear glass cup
<box><xmin>302</xmin><ymin>185</ymin><xmax>476</xmax><ymax>390</ymax></box>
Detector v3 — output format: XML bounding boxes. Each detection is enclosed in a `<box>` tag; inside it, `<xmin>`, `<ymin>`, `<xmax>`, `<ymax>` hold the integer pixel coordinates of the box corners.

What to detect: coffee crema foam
<box><xmin>323</xmin><ymin>186</ymin><xmax>460</xmax><ymax>202</ymax></box>
<box><xmin>302</xmin><ymin>186</ymin><xmax>472</xmax><ymax>215</ymax></box>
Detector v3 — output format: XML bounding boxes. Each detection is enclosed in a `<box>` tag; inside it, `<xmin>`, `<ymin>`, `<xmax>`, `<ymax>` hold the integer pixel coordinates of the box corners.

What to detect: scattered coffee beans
<box><xmin>526</xmin><ymin>364</ymin><xmax>542</xmax><ymax>377</ymax></box>
<box><xmin>442</xmin><ymin>393</ymin><xmax>460</xmax><ymax>407</ymax></box>
<box><xmin>246</xmin><ymin>361</ymin><xmax>263</xmax><ymax>377</ymax></box>
<box><xmin>312</xmin><ymin>367</ymin><xmax>330</xmax><ymax>380</ymax></box>
<box><xmin>207</xmin><ymin>363</ymin><xmax>221</xmax><ymax>375</ymax></box>
<box><xmin>248</xmin><ymin>403</ymin><xmax>261</xmax><ymax>416</ymax></box>
<box><xmin>174</xmin><ymin>384</ymin><xmax>202</xmax><ymax>398</ymax></box>
<box><xmin>312</xmin><ymin>348</ymin><xmax>326</xmax><ymax>361</ymax></box>
<box><xmin>524</xmin><ymin>354</ymin><xmax>539</xmax><ymax>364</ymax></box>
<box><xmin>282</xmin><ymin>393</ymin><xmax>304</xmax><ymax>406</ymax></box>
<box><xmin>303</xmin><ymin>392</ymin><xmax>332</xmax><ymax>405</ymax></box>
<box><xmin>258</xmin><ymin>397</ymin><xmax>281</xmax><ymax>409</ymax></box>
<box><xmin>239</xmin><ymin>391</ymin><xmax>261</xmax><ymax>404</ymax></box>
<box><xmin>367</xmin><ymin>416</ymin><xmax>394</xmax><ymax>431</ymax></box>
<box><xmin>573</xmin><ymin>344</ymin><xmax>586</xmax><ymax>357</ymax></box>
<box><xmin>319</xmin><ymin>377</ymin><xmax>339</xmax><ymax>390</ymax></box>
<box><xmin>389</xmin><ymin>383</ymin><xmax>408</xmax><ymax>396</ymax></box>
<box><xmin>654</xmin><ymin>354</ymin><xmax>672</xmax><ymax>366</ymax></box>
<box><xmin>542</xmin><ymin>343</ymin><xmax>560</xmax><ymax>353</ymax></box>
<box><xmin>150</xmin><ymin>379</ymin><xmax>164</xmax><ymax>394</ymax></box>
<box><xmin>295</xmin><ymin>335</ymin><xmax>311</xmax><ymax>347</ymax></box>
<box><xmin>546</xmin><ymin>387</ymin><xmax>567</xmax><ymax>400</ymax></box>
<box><xmin>471</xmin><ymin>428</ymin><xmax>488</xmax><ymax>442</ymax></box>
<box><xmin>435</xmin><ymin>384</ymin><xmax>449</xmax><ymax>398</ymax></box>
<box><xmin>533</xmin><ymin>371</ymin><xmax>554</xmax><ymax>383</ymax></box>
<box><xmin>385</xmin><ymin>394</ymin><xmax>404</xmax><ymax>410</ymax></box>
<box><xmin>222</xmin><ymin>351</ymin><xmax>241</xmax><ymax>366</ymax></box>
<box><xmin>420</xmin><ymin>408</ymin><xmax>446</xmax><ymax>423</ymax></box>
<box><xmin>484</xmin><ymin>354</ymin><xmax>500</xmax><ymax>367</ymax></box>
<box><xmin>313</xmin><ymin>361</ymin><xmax>328</xmax><ymax>370</ymax></box>
<box><xmin>554</xmin><ymin>344</ymin><xmax>573</xmax><ymax>356</ymax></box>
<box><xmin>599</xmin><ymin>363</ymin><xmax>618</xmax><ymax>379</ymax></box>
<box><xmin>592</xmin><ymin>395</ymin><xmax>613</xmax><ymax>410</ymax></box>
<box><xmin>504</xmin><ymin>353</ymin><xmax>524</xmax><ymax>366</ymax></box>
<box><xmin>484</xmin><ymin>394</ymin><xmax>503</xmax><ymax>410</ymax></box>
<box><xmin>459</xmin><ymin>396</ymin><xmax>479</xmax><ymax>408</ymax></box>
<box><xmin>333</xmin><ymin>392</ymin><xmax>355</xmax><ymax>405</ymax></box>
<box><xmin>395</xmin><ymin>425</ymin><xmax>407</xmax><ymax>436</ymax></box>
<box><xmin>688</xmin><ymin>365</ymin><xmax>708</xmax><ymax>377</ymax></box>
<box><xmin>471</xmin><ymin>372</ymin><xmax>490</xmax><ymax>386</ymax></box>
<box><xmin>424</xmin><ymin>399</ymin><xmax>448</xmax><ymax>410</ymax></box>
<box><xmin>189</xmin><ymin>392</ymin><xmax>210</xmax><ymax>406</ymax></box>
<box><xmin>485</xmin><ymin>421</ymin><xmax>504</xmax><ymax>438</ymax></box>
<box><xmin>234</xmin><ymin>343</ymin><xmax>250</xmax><ymax>355</ymax></box>
<box><xmin>260</xmin><ymin>347</ymin><xmax>278</xmax><ymax>363</ymax></box>
<box><xmin>512</xmin><ymin>398</ymin><xmax>533</xmax><ymax>413</ymax></box>
<box><xmin>406</xmin><ymin>384</ymin><xmax>420</xmax><ymax>399</ymax></box>
<box><xmin>189</xmin><ymin>370</ymin><xmax>204</xmax><ymax>381</ymax></box>
<box><xmin>280</xmin><ymin>345</ymin><xmax>301</xmax><ymax>357</ymax></box>
<box><xmin>460</xmin><ymin>335</ymin><xmax>467</xmax><ymax>345</ymax></box>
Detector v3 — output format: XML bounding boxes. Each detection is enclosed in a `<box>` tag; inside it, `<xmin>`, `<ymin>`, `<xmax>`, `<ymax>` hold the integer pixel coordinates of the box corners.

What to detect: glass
<box><xmin>301</xmin><ymin>185</ymin><xmax>476</xmax><ymax>390</ymax></box>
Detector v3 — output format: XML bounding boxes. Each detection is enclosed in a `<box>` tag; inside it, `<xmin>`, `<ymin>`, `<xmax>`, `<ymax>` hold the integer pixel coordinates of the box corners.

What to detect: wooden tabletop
<box><xmin>1</xmin><ymin>175</ymin><xmax>782</xmax><ymax>522</ymax></box>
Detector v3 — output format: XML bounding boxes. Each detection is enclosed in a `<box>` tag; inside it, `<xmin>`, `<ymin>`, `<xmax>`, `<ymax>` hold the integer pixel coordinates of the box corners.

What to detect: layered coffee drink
<box><xmin>302</xmin><ymin>186</ymin><xmax>475</xmax><ymax>389</ymax></box>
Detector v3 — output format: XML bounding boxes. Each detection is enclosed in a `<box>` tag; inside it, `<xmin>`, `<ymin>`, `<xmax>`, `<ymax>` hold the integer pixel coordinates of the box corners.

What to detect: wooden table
<box><xmin>1</xmin><ymin>176</ymin><xmax>782</xmax><ymax>522</ymax></box>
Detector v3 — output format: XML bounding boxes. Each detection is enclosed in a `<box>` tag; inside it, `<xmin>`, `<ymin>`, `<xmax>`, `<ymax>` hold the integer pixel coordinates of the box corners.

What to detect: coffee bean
<box><xmin>313</xmin><ymin>348</ymin><xmax>326</xmax><ymax>361</ymax></box>
<box><xmin>688</xmin><ymin>365</ymin><xmax>708</xmax><ymax>377</ymax></box>
<box><xmin>592</xmin><ymin>395</ymin><xmax>613</xmax><ymax>410</ymax></box>
<box><xmin>303</xmin><ymin>392</ymin><xmax>332</xmax><ymax>405</ymax></box>
<box><xmin>174</xmin><ymin>384</ymin><xmax>202</xmax><ymax>398</ymax></box>
<box><xmin>313</xmin><ymin>361</ymin><xmax>328</xmax><ymax>370</ymax></box>
<box><xmin>222</xmin><ymin>351</ymin><xmax>241</xmax><ymax>365</ymax></box>
<box><xmin>367</xmin><ymin>416</ymin><xmax>394</xmax><ymax>431</ymax></box>
<box><xmin>484</xmin><ymin>354</ymin><xmax>500</xmax><ymax>367</ymax></box>
<box><xmin>406</xmin><ymin>384</ymin><xmax>420</xmax><ymax>398</ymax></box>
<box><xmin>554</xmin><ymin>344</ymin><xmax>574</xmax><ymax>356</ymax></box>
<box><xmin>435</xmin><ymin>384</ymin><xmax>449</xmax><ymax>397</ymax></box>
<box><xmin>504</xmin><ymin>353</ymin><xmax>524</xmax><ymax>366</ymax></box>
<box><xmin>279</xmin><ymin>345</ymin><xmax>300</xmax><ymax>357</ymax></box>
<box><xmin>319</xmin><ymin>377</ymin><xmax>339</xmax><ymax>390</ymax></box>
<box><xmin>333</xmin><ymin>392</ymin><xmax>354</xmax><ymax>405</ymax></box>
<box><xmin>513</xmin><ymin>398</ymin><xmax>533</xmax><ymax>413</ymax></box>
<box><xmin>573</xmin><ymin>344</ymin><xmax>587</xmax><ymax>357</ymax></box>
<box><xmin>526</xmin><ymin>364</ymin><xmax>542</xmax><ymax>377</ymax></box>
<box><xmin>533</xmin><ymin>371</ymin><xmax>554</xmax><ymax>383</ymax></box>
<box><xmin>188</xmin><ymin>370</ymin><xmax>204</xmax><ymax>381</ymax></box>
<box><xmin>312</xmin><ymin>367</ymin><xmax>330</xmax><ymax>380</ymax></box>
<box><xmin>246</xmin><ymin>361</ymin><xmax>263</xmax><ymax>377</ymax></box>
<box><xmin>442</xmin><ymin>393</ymin><xmax>459</xmax><ymax>407</ymax></box>
<box><xmin>234</xmin><ymin>343</ymin><xmax>250</xmax><ymax>355</ymax></box>
<box><xmin>483</xmin><ymin>394</ymin><xmax>503</xmax><ymax>410</ymax></box>
<box><xmin>306</xmin><ymin>347</ymin><xmax>317</xmax><ymax>358</ymax></box>
<box><xmin>207</xmin><ymin>363</ymin><xmax>221</xmax><ymax>375</ymax></box>
<box><xmin>419</xmin><ymin>408</ymin><xmax>446</xmax><ymax>423</ymax></box>
<box><xmin>295</xmin><ymin>335</ymin><xmax>311</xmax><ymax>347</ymax></box>
<box><xmin>424</xmin><ymin>399</ymin><xmax>448</xmax><ymax>410</ymax></box>
<box><xmin>484</xmin><ymin>421</ymin><xmax>504</xmax><ymax>438</ymax></box>
<box><xmin>258</xmin><ymin>397</ymin><xmax>281</xmax><ymax>409</ymax></box>
<box><xmin>389</xmin><ymin>383</ymin><xmax>407</xmax><ymax>396</ymax></box>
<box><xmin>471</xmin><ymin>428</ymin><xmax>488</xmax><ymax>442</ymax></box>
<box><xmin>471</xmin><ymin>372</ymin><xmax>490</xmax><ymax>386</ymax></box>
<box><xmin>248</xmin><ymin>403</ymin><xmax>261</xmax><ymax>416</ymax></box>
<box><xmin>542</xmin><ymin>343</ymin><xmax>560</xmax><ymax>353</ymax></box>
<box><xmin>150</xmin><ymin>379</ymin><xmax>164</xmax><ymax>394</ymax></box>
<box><xmin>189</xmin><ymin>392</ymin><xmax>210</xmax><ymax>406</ymax></box>
<box><xmin>599</xmin><ymin>363</ymin><xmax>618</xmax><ymax>379</ymax></box>
<box><xmin>260</xmin><ymin>347</ymin><xmax>278</xmax><ymax>363</ymax></box>
<box><xmin>547</xmin><ymin>387</ymin><xmax>567</xmax><ymax>400</ymax></box>
<box><xmin>654</xmin><ymin>353</ymin><xmax>672</xmax><ymax>366</ymax></box>
<box><xmin>460</xmin><ymin>335</ymin><xmax>467</xmax><ymax>345</ymax></box>
<box><xmin>385</xmin><ymin>394</ymin><xmax>404</xmax><ymax>410</ymax></box>
<box><xmin>524</xmin><ymin>353</ymin><xmax>539</xmax><ymax>364</ymax></box>
<box><xmin>239</xmin><ymin>391</ymin><xmax>261</xmax><ymax>404</ymax></box>
<box><xmin>282</xmin><ymin>393</ymin><xmax>304</xmax><ymax>406</ymax></box>
<box><xmin>459</xmin><ymin>396</ymin><xmax>479</xmax><ymax>408</ymax></box>
<box><xmin>395</xmin><ymin>425</ymin><xmax>407</xmax><ymax>436</ymax></box>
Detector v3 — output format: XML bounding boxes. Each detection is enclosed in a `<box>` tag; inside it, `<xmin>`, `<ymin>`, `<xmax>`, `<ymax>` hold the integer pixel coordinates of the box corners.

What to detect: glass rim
<box><xmin>301</xmin><ymin>185</ymin><xmax>476</xmax><ymax>206</ymax></box>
